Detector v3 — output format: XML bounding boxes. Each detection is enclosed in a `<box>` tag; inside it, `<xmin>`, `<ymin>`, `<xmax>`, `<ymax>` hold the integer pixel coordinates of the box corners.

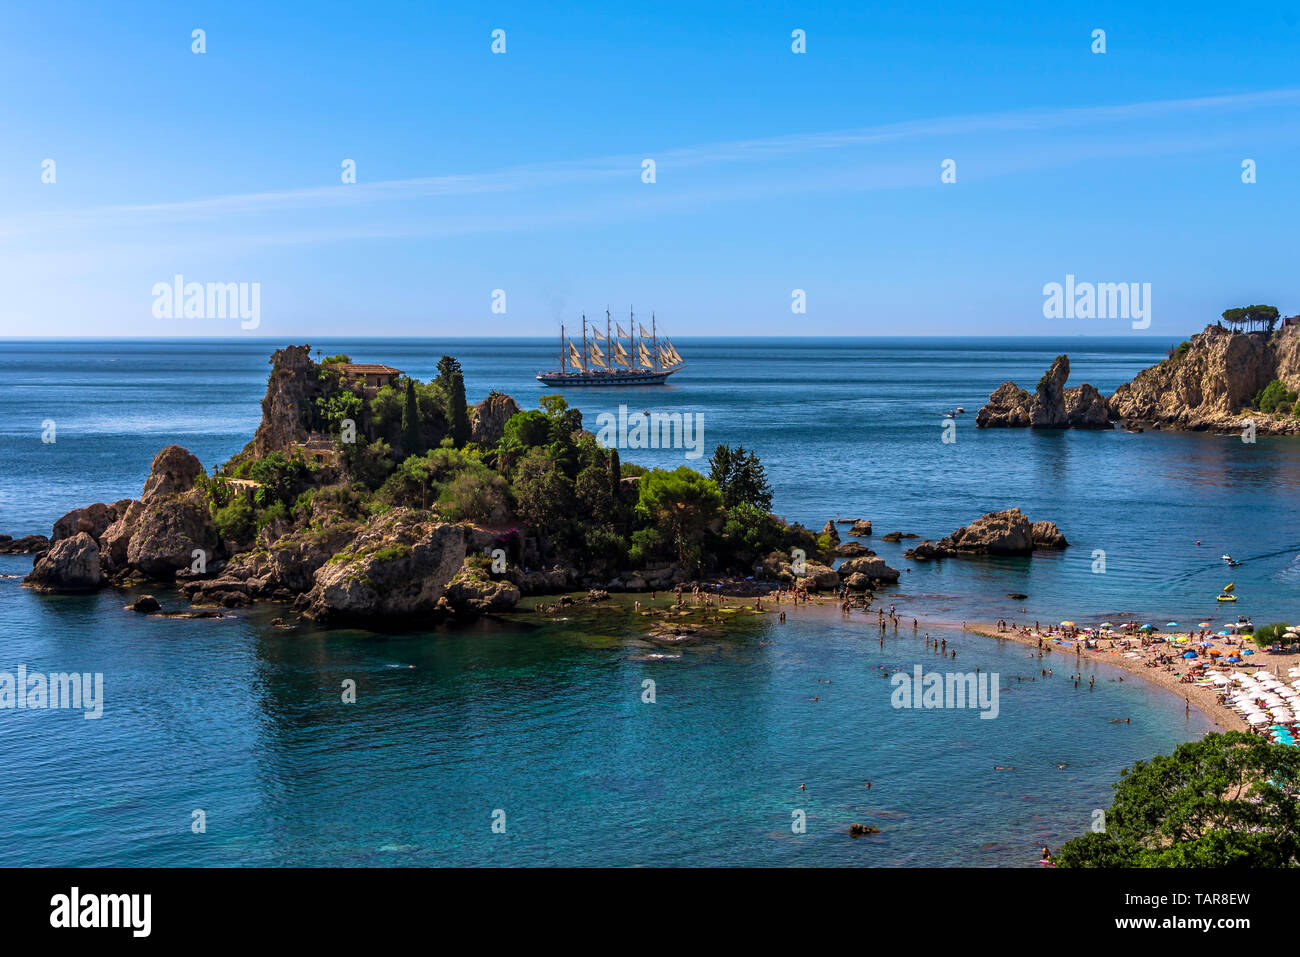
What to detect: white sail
<box><xmin>591</xmin><ymin>328</ymin><xmax>606</xmax><ymax>340</ymax></box>
<box><xmin>567</xmin><ymin>341</ymin><xmax>583</xmax><ymax>368</ymax></box>
<box><xmin>639</xmin><ymin>323</ymin><xmax>652</xmax><ymax>338</ymax></box>
<box><xmin>611</xmin><ymin>342</ymin><xmax>630</xmax><ymax>367</ymax></box>
<box><xmin>637</xmin><ymin>342</ymin><xmax>654</xmax><ymax>368</ymax></box>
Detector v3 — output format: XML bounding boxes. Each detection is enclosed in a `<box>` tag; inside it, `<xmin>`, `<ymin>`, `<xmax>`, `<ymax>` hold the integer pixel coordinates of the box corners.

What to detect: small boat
<box><xmin>1221</xmin><ymin>554</ymin><xmax>1233</xmax><ymax>562</ymax></box>
<box><xmin>955</xmin><ymin>407</ymin><xmax>966</xmax><ymax>414</ymax></box>
<box><xmin>1223</xmin><ymin>581</ymin><xmax>1235</xmax><ymax>593</ymax></box>
<box><xmin>1217</xmin><ymin>594</ymin><xmax>1238</xmax><ymax>603</ymax></box>
<box><xmin>1227</xmin><ymin>559</ymin><xmax>1242</xmax><ymax>567</ymax></box>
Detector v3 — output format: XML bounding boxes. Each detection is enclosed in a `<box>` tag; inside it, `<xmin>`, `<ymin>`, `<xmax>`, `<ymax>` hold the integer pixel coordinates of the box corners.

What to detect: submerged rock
<box><xmin>834</xmin><ymin>541</ymin><xmax>874</xmax><ymax>557</ymax></box>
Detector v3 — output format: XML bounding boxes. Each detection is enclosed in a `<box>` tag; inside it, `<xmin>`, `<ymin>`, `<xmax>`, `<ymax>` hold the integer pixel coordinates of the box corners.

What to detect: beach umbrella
<box><xmin>1243</xmin><ymin>649</ymin><xmax>1254</xmax><ymax>655</ymax></box>
<box><xmin>1198</xmin><ymin>622</ymin><xmax>1212</xmax><ymax>628</ymax></box>
<box><xmin>1166</xmin><ymin>621</ymin><xmax>1179</xmax><ymax>627</ymax></box>
<box><xmin>1060</xmin><ymin>621</ymin><xmax>1075</xmax><ymax>627</ymax></box>
<box><xmin>1140</xmin><ymin>624</ymin><xmax>1155</xmax><ymax>631</ymax></box>
<box><xmin>1209</xmin><ymin>649</ymin><xmax>1223</xmax><ymax>656</ymax></box>
<box><xmin>1099</xmin><ymin>622</ymin><xmax>1114</xmax><ymax>627</ymax></box>
<box><xmin>1183</xmin><ymin>651</ymin><xmax>1199</xmax><ymax>658</ymax></box>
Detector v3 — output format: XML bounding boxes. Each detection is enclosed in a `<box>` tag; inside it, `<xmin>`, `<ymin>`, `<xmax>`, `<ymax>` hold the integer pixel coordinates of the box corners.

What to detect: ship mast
<box><xmin>651</xmin><ymin>312</ymin><xmax>660</xmax><ymax>371</ymax></box>
<box><xmin>630</xmin><ymin>306</ymin><xmax>637</xmax><ymax>372</ymax></box>
<box><xmin>606</xmin><ymin>308</ymin><xmax>612</xmax><ymax>373</ymax></box>
<box><xmin>581</xmin><ymin>314</ymin><xmax>589</xmax><ymax>373</ymax></box>
<box><xmin>560</xmin><ymin>323</ymin><xmax>566</xmax><ymax>372</ymax></box>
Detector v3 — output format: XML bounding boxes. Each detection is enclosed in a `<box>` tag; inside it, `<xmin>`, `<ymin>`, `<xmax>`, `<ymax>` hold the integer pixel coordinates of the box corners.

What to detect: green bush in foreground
<box><xmin>1056</xmin><ymin>731</ymin><xmax>1300</xmax><ymax>867</ymax></box>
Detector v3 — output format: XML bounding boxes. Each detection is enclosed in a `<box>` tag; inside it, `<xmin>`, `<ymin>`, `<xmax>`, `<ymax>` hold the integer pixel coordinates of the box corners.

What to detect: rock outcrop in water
<box><xmin>28</xmin><ymin>532</ymin><xmax>104</xmax><ymax>591</ymax></box>
<box><xmin>26</xmin><ymin>445</ymin><xmax>220</xmax><ymax>590</ymax></box>
<box><xmin>976</xmin><ymin>355</ymin><xmax>1115</xmax><ymax>429</ymax></box>
<box><xmin>0</xmin><ymin>534</ymin><xmax>50</xmax><ymax>555</ymax></box>
<box><xmin>905</xmin><ymin>508</ymin><xmax>1068</xmax><ymax>560</ymax></box>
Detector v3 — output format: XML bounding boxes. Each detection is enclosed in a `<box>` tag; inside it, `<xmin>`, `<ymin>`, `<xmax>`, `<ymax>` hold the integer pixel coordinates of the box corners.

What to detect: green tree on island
<box><xmin>708</xmin><ymin>444</ymin><xmax>774</xmax><ymax>511</ymax></box>
<box><xmin>635</xmin><ymin>467</ymin><xmax>723</xmax><ymax>570</ymax></box>
<box><xmin>1055</xmin><ymin>731</ymin><xmax>1300</xmax><ymax>867</ymax></box>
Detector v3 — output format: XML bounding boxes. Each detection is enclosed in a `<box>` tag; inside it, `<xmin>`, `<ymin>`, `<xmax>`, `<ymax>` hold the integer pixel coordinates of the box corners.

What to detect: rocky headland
<box><xmin>976</xmin><ymin>322</ymin><xmax>1300</xmax><ymax>435</ymax></box>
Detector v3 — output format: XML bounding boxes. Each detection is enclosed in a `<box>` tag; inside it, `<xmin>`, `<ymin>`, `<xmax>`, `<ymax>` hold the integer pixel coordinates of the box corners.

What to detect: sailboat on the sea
<box><xmin>537</xmin><ymin>308</ymin><xmax>684</xmax><ymax>386</ymax></box>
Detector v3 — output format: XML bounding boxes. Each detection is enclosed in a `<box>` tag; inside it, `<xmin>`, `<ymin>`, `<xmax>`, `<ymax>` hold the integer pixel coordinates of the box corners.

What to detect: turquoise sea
<box><xmin>1</xmin><ymin>337</ymin><xmax>1294</xmax><ymax>866</ymax></box>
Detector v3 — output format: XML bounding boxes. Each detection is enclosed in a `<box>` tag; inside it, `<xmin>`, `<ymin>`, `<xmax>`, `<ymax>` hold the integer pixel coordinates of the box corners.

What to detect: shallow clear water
<box><xmin>0</xmin><ymin>337</ymin><xmax>1287</xmax><ymax>866</ymax></box>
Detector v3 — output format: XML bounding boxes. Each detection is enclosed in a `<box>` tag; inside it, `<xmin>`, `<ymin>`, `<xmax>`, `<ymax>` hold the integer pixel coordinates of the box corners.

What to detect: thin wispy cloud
<box><xmin>3</xmin><ymin>87</ymin><xmax>1296</xmax><ymax>245</ymax></box>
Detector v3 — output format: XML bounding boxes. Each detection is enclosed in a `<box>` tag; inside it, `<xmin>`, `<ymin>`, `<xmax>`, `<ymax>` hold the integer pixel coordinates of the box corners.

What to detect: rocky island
<box><xmin>21</xmin><ymin>345</ymin><xmax>910</xmax><ymax>622</ymax></box>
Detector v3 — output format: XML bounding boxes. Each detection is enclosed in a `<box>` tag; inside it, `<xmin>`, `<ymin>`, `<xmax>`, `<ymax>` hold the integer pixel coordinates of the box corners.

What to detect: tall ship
<box><xmin>537</xmin><ymin>308</ymin><xmax>684</xmax><ymax>386</ymax></box>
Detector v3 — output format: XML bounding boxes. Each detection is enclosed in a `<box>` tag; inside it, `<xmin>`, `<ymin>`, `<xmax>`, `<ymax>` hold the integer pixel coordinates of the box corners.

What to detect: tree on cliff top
<box><xmin>1222</xmin><ymin>305</ymin><xmax>1280</xmax><ymax>332</ymax></box>
<box><xmin>1054</xmin><ymin>731</ymin><xmax>1300</xmax><ymax>867</ymax></box>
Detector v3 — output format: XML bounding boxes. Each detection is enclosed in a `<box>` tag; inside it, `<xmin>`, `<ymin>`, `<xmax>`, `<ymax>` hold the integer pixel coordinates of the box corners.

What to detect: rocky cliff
<box><xmin>1109</xmin><ymin>324</ymin><xmax>1297</xmax><ymax>433</ymax></box>
<box><xmin>247</xmin><ymin>344</ymin><xmax>318</xmax><ymax>458</ymax></box>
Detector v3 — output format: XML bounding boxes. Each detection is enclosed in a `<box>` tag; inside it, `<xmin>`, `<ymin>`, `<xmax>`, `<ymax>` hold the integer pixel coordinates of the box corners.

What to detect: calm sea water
<box><xmin>0</xmin><ymin>336</ymin><xmax>1292</xmax><ymax>866</ymax></box>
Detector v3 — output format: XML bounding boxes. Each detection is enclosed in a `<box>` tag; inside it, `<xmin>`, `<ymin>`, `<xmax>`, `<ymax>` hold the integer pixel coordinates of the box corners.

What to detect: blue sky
<box><xmin>1</xmin><ymin>0</ymin><xmax>1298</xmax><ymax>337</ymax></box>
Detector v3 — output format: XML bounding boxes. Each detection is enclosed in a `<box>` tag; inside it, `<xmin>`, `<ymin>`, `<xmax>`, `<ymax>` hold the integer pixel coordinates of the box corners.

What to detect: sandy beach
<box><xmin>697</xmin><ymin>584</ymin><xmax>1280</xmax><ymax>733</ymax></box>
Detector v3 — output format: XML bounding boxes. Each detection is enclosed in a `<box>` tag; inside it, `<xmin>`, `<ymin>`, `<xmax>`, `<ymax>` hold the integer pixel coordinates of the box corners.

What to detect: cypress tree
<box><xmin>401</xmin><ymin>379</ymin><xmax>420</xmax><ymax>455</ymax></box>
<box><xmin>448</xmin><ymin>372</ymin><xmax>471</xmax><ymax>448</ymax></box>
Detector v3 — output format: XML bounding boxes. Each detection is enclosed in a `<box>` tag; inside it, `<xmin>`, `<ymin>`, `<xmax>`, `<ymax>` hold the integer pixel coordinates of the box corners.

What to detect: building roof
<box><xmin>338</xmin><ymin>363</ymin><xmax>404</xmax><ymax>376</ymax></box>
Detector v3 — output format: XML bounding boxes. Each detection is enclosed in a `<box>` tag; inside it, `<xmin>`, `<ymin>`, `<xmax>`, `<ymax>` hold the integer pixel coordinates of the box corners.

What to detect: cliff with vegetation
<box><xmin>977</xmin><ymin>322</ymin><xmax>1300</xmax><ymax>435</ymax></box>
<box><xmin>21</xmin><ymin>345</ymin><xmax>903</xmax><ymax>620</ymax></box>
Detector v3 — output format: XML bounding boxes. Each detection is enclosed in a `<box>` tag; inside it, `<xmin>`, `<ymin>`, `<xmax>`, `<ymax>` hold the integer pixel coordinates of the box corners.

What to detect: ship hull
<box><xmin>536</xmin><ymin>368</ymin><xmax>680</xmax><ymax>386</ymax></box>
